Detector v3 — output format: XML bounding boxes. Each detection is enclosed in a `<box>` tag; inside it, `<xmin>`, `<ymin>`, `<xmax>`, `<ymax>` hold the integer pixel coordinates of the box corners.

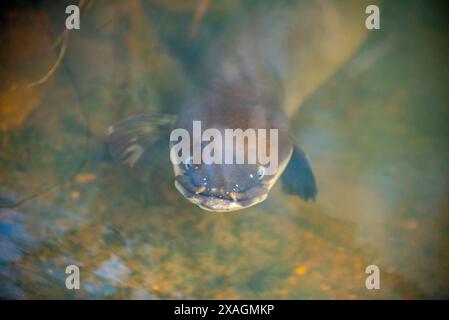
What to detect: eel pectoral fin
<box><xmin>281</xmin><ymin>145</ymin><xmax>317</xmax><ymax>201</ymax></box>
<box><xmin>106</xmin><ymin>114</ymin><xmax>176</xmax><ymax>168</ymax></box>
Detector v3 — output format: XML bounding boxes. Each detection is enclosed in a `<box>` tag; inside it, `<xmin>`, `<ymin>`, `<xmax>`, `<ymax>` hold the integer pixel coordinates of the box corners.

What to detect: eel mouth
<box><xmin>172</xmin><ymin>148</ymin><xmax>293</xmax><ymax>212</ymax></box>
<box><xmin>174</xmin><ymin>175</ymin><xmax>269</xmax><ymax>212</ymax></box>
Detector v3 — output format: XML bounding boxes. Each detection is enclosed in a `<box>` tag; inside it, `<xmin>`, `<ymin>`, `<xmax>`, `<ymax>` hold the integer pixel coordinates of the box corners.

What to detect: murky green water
<box><xmin>1</xmin><ymin>0</ymin><xmax>448</xmax><ymax>299</ymax></box>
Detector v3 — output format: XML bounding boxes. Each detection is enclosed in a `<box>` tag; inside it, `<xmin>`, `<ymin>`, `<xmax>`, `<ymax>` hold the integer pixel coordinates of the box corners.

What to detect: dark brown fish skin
<box><xmin>172</xmin><ymin>60</ymin><xmax>295</xmax><ymax>211</ymax></box>
<box><xmin>171</xmin><ymin>5</ymin><xmax>299</xmax><ymax>211</ymax></box>
<box><xmin>176</xmin><ymin>78</ymin><xmax>294</xmax><ymax>163</ymax></box>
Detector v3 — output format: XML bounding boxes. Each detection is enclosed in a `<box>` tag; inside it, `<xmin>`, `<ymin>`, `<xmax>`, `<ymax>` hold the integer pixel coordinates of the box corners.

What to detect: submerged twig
<box><xmin>26</xmin><ymin>0</ymin><xmax>89</xmax><ymax>89</ymax></box>
<box><xmin>1</xmin><ymin>0</ymin><xmax>92</xmax><ymax>209</ymax></box>
<box><xmin>26</xmin><ymin>29</ymin><xmax>69</xmax><ymax>89</ymax></box>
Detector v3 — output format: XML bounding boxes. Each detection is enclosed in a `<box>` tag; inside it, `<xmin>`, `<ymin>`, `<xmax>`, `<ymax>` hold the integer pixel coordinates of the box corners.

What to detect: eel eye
<box><xmin>184</xmin><ymin>156</ymin><xmax>194</xmax><ymax>171</ymax></box>
<box><xmin>257</xmin><ymin>166</ymin><xmax>265</xmax><ymax>180</ymax></box>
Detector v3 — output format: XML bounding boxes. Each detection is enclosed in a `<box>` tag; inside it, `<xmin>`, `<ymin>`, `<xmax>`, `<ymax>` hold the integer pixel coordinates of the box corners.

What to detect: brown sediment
<box><xmin>0</xmin><ymin>87</ymin><xmax>40</xmax><ymax>132</ymax></box>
